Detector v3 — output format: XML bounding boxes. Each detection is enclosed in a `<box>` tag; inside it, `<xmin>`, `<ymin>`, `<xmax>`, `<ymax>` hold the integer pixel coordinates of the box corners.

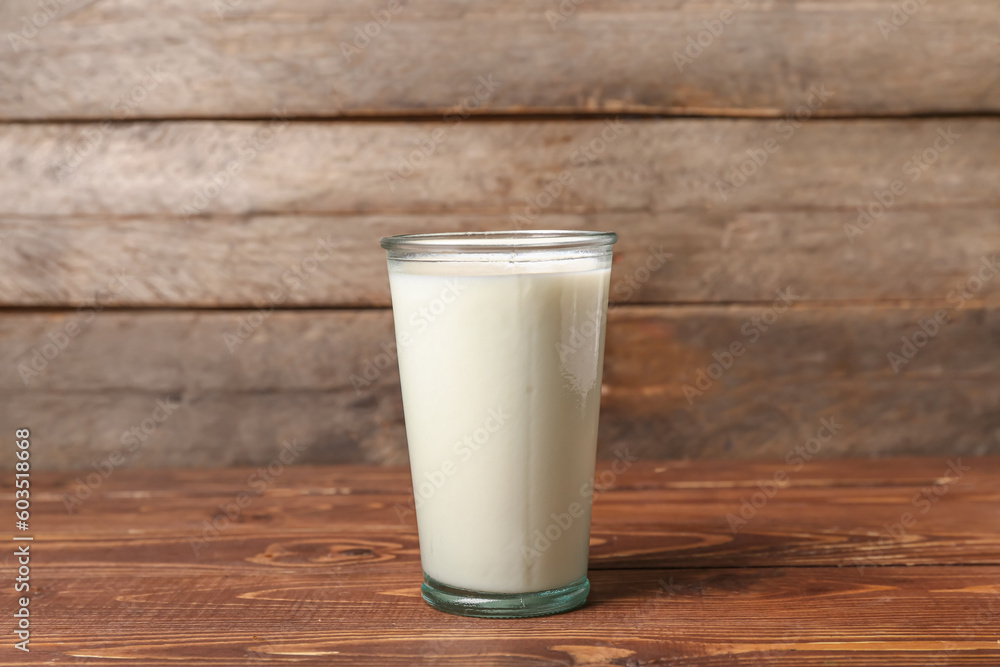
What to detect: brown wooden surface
<box><xmin>5</xmin><ymin>458</ymin><xmax>1000</xmax><ymax>665</ymax></box>
<box><xmin>1</xmin><ymin>118</ymin><xmax>997</xmax><ymax>309</ymax></box>
<box><xmin>3</xmin><ymin>207</ymin><xmax>1000</xmax><ymax>308</ymax></box>
<box><xmin>1</xmin><ymin>1</ymin><xmax>999</xmax><ymax>119</ymax></box>
<box><xmin>4</xmin><ymin>305</ymin><xmax>1000</xmax><ymax>471</ymax></box>
<box><xmin>3</xmin><ymin>119</ymin><xmax>996</xmax><ymax>218</ymax></box>
<box><xmin>2</xmin><ymin>3</ymin><xmax>998</xmax><ymax>472</ymax></box>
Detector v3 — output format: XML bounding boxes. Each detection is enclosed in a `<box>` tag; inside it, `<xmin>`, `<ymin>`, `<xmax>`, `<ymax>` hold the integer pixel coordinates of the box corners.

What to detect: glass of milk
<box><xmin>381</xmin><ymin>230</ymin><xmax>618</xmax><ymax>617</ymax></box>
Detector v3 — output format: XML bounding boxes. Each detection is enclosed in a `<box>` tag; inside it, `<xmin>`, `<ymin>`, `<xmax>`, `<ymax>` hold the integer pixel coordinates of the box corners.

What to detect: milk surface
<box><xmin>388</xmin><ymin>257</ymin><xmax>611</xmax><ymax>593</ymax></box>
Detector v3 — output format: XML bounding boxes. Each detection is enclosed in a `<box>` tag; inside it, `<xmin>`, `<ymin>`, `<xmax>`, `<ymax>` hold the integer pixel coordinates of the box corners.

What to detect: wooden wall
<box><xmin>2</xmin><ymin>0</ymin><xmax>999</xmax><ymax>470</ymax></box>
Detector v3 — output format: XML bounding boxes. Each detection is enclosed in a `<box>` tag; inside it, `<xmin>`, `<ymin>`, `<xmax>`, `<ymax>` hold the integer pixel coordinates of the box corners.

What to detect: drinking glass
<box><xmin>381</xmin><ymin>230</ymin><xmax>617</xmax><ymax>617</ymax></box>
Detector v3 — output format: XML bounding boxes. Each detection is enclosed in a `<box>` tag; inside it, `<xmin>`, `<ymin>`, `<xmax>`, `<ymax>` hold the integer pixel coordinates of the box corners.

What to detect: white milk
<box><xmin>388</xmin><ymin>257</ymin><xmax>611</xmax><ymax>594</ymax></box>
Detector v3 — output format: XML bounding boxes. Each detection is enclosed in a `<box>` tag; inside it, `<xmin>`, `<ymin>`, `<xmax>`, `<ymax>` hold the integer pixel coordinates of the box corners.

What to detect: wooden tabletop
<box><xmin>12</xmin><ymin>457</ymin><xmax>1000</xmax><ymax>665</ymax></box>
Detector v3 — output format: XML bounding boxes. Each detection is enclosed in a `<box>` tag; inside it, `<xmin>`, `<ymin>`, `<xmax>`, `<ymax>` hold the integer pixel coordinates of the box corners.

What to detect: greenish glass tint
<box><xmin>421</xmin><ymin>574</ymin><xmax>590</xmax><ymax>618</ymax></box>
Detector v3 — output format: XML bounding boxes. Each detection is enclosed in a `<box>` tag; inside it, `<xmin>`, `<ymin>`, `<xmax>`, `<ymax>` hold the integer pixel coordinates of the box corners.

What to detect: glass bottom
<box><xmin>420</xmin><ymin>573</ymin><xmax>590</xmax><ymax>618</ymax></box>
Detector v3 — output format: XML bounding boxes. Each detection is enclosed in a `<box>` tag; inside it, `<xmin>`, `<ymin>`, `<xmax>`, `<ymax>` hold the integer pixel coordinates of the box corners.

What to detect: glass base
<box><xmin>420</xmin><ymin>573</ymin><xmax>590</xmax><ymax>618</ymax></box>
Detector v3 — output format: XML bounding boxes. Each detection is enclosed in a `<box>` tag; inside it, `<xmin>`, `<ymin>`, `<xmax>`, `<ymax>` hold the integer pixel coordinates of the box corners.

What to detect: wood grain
<box><xmin>3</xmin><ymin>119</ymin><xmax>996</xmax><ymax>218</ymax></box>
<box><xmin>30</xmin><ymin>460</ymin><xmax>1000</xmax><ymax>569</ymax></box>
<box><xmin>1</xmin><ymin>0</ymin><xmax>998</xmax><ymax>119</ymax></box>
<box><xmin>4</xmin><ymin>460</ymin><xmax>999</xmax><ymax>665</ymax></box>
<box><xmin>3</xmin><ymin>306</ymin><xmax>999</xmax><ymax>470</ymax></box>
<box><xmin>1</xmin><ymin>117</ymin><xmax>998</xmax><ymax>308</ymax></box>
<box><xmin>3</xmin><ymin>208</ymin><xmax>1000</xmax><ymax>307</ymax></box>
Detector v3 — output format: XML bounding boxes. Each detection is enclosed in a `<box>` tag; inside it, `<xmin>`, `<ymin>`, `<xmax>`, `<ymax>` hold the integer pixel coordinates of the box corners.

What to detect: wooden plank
<box><xmin>2</xmin><ymin>119</ymin><xmax>996</xmax><ymax>218</ymax></box>
<box><xmin>1</xmin><ymin>1</ymin><xmax>999</xmax><ymax>119</ymax></box>
<box><xmin>3</xmin><ymin>208</ymin><xmax>1000</xmax><ymax>307</ymax></box>
<box><xmin>6</xmin><ymin>461</ymin><xmax>1000</xmax><ymax>665</ymax></box>
<box><xmin>2</xmin><ymin>117</ymin><xmax>998</xmax><ymax>308</ymax></box>
<box><xmin>27</xmin><ymin>460</ymin><xmax>1000</xmax><ymax>569</ymax></box>
<box><xmin>31</xmin><ymin>456</ymin><xmax>998</xmax><ymax>496</ymax></box>
<box><xmin>3</xmin><ymin>306</ymin><xmax>999</xmax><ymax>469</ymax></box>
<box><xmin>10</xmin><ymin>567</ymin><xmax>999</xmax><ymax>665</ymax></box>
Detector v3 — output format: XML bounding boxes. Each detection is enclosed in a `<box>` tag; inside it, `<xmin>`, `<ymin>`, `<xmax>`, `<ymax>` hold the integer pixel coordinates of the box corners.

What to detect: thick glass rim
<box><xmin>380</xmin><ymin>230</ymin><xmax>618</xmax><ymax>255</ymax></box>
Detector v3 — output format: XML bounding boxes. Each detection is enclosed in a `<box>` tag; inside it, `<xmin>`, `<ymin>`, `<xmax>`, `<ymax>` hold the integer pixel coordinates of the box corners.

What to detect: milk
<box><xmin>388</xmin><ymin>257</ymin><xmax>611</xmax><ymax>594</ymax></box>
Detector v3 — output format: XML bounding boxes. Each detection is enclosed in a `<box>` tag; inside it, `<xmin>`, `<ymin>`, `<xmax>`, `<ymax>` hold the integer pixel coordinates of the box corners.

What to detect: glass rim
<box><xmin>380</xmin><ymin>230</ymin><xmax>618</xmax><ymax>255</ymax></box>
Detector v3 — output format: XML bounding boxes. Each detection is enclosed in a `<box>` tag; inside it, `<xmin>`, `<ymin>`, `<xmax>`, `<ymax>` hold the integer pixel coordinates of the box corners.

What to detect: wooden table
<box><xmin>14</xmin><ymin>458</ymin><xmax>1000</xmax><ymax>665</ymax></box>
